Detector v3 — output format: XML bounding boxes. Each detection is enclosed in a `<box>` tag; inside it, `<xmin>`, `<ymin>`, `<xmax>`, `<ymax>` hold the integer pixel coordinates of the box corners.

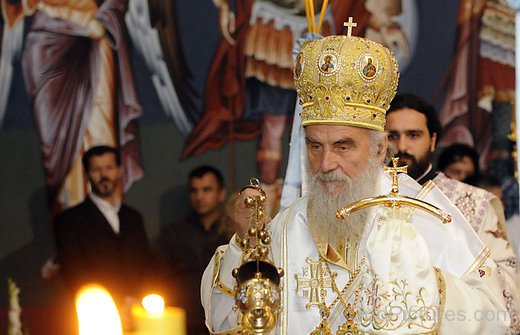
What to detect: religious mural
<box><xmin>178</xmin><ymin>0</ymin><xmax>418</xmax><ymax>214</ymax></box>
<box><xmin>437</xmin><ymin>0</ymin><xmax>515</xmax><ymax>175</ymax></box>
<box><xmin>0</xmin><ymin>0</ymin><xmax>197</xmax><ymax>214</ymax></box>
<box><xmin>1</xmin><ymin>0</ymin><xmax>514</xmax><ymax>216</ymax></box>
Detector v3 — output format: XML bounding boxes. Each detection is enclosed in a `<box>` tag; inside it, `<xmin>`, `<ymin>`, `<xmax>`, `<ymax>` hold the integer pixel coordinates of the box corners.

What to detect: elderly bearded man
<box><xmin>201</xmin><ymin>32</ymin><xmax>509</xmax><ymax>334</ymax></box>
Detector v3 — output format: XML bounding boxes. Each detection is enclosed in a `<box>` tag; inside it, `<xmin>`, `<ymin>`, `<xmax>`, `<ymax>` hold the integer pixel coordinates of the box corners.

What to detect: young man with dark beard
<box><xmin>385</xmin><ymin>93</ymin><xmax>520</xmax><ymax>334</ymax></box>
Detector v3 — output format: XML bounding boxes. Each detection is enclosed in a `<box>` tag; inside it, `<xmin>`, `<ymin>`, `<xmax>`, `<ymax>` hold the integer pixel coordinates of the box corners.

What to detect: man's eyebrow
<box><xmin>388</xmin><ymin>129</ymin><xmax>423</xmax><ymax>134</ymax></box>
<box><xmin>333</xmin><ymin>138</ymin><xmax>355</xmax><ymax>146</ymax></box>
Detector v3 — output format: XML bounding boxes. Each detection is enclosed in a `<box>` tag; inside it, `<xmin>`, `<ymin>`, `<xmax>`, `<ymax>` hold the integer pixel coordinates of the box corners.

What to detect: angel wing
<box><xmin>0</xmin><ymin>18</ymin><xmax>24</xmax><ymax>127</ymax></box>
<box><xmin>125</xmin><ymin>0</ymin><xmax>198</xmax><ymax>137</ymax></box>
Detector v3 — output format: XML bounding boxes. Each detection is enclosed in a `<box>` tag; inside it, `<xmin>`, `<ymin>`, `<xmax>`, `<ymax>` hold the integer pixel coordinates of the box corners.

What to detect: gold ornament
<box><xmin>233</xmin><ymin>178</ymin><xmax>284</xmax><ymax>334</ymax></box>
<box><xmin>293</xmin><ymin>21</ymin><xmax>399</xmax><ymax>131</ymax></box>
<box><xmin>337</xmin><ymin>157</ymin><xmax>452</xmax><ymax>224</ymax></box>
<box><xmin>310</xmin><ymin>320</ymin><xmax>334</xmax><ymax>335</ymax></box>
<box><xmin>336</xmin><ymin>303</ymin><xmax>358</xmax><ymax>335</ymax></box>
<box><xmin>310</xmin><ymin>257</ymin><xmax>365</xmax><ymax>335</ymax></box>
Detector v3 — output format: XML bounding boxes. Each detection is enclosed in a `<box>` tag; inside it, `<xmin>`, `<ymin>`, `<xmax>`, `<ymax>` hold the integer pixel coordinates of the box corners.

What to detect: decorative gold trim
<box><xmin>211</xmin><ymin>248</ymin><xmax>225</xmax><ymax>286</ymax></box>
<box><xmin>417</xmin><ymin>180</ymin><xmax>436</xmax><ymax>200</ymax></box>
<box><xmin>212</xmin><ymin>248</ymin><xmax>235</xmax><ymax>297</ymax></box>
<box><xmin>217</xmin><ymin>281</ymin><xmax>235</xmax><ymax>297</ymax></box>
<box><xmin>461</xmin><ymin>246</ymin><xmax>491</xmax><ymax>278</ymax></box>
<box><xmin>329</xmin><ymin>264</ymin><xmax>366</xmax><ymax>324</ymax></box>
<box><xmin>301</xmin><ymin>100</ymin><xmax>386</xmax><ymax>114</ymax></box>
<box><xmin>434</xmin><ymin>268</ymin><xmax>446</xmax><ymax>332</ymax></box>
<box><xmin>281</xmin><ymin>206</ymin><xmax>293</xmax><ymax>335</ymax></box>
<box><xmin>301</xmin><ymin>119</ymin><xmax>383</xmax><ymax>131</ymax></box>
<box><xmin>209</xmin><ymin>326</ymin><xmax>243</xmax><ymax>335</ymax></box>
<box><xmin>360</xmin><ymin>331</ymin><xmax>439</xmax><ymax>335</ymax></box>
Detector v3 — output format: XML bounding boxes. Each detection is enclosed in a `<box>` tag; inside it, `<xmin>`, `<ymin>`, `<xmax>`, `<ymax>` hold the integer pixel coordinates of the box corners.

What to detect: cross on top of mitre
<box><xmin>384</xmin><ymin>157</ymin><xmax>408</xmax><ymax>194</ymax></box>
<box><xmin>343</xmin><ymin>17</ymin><xmax>357</xmax><ymax>37</ymax></box>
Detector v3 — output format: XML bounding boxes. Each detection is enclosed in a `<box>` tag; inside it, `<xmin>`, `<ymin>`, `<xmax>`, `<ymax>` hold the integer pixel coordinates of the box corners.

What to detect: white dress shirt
<box><xmin>89</xmin><ymin>193</ymin><xmax>121</xmax><ymax>234</ymax></box>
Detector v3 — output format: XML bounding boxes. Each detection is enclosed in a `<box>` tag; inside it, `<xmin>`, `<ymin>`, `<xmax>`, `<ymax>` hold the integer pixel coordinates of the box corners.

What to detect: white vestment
<box><xmin>201</xmin><ymin>172</ymin><xmax>510</xmax><ymax>334</ymax></box>
<box><xmin>432</xmin><ymin>173</ymin><xmax>520</xmax><ymax>334</ymax></box>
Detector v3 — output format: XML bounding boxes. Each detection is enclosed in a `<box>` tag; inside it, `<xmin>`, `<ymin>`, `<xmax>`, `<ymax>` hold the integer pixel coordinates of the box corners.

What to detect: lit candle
<box><xmin>131</xmin><ymin>294</ymin><xmax>186</xmax><ymax>335</ymax></box>
<box><xmin>76</xmin><ymin>284</ymin><xmax>123</xmax><ymax>335</ymax></box>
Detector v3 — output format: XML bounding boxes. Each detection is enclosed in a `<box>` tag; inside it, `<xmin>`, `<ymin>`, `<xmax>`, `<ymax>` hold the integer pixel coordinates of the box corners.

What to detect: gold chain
<box><xmin>324</xmin><ymin>260</ymin><xmax>364</xmax><ymax>335</ymax></box>
<box><xmin>324</xmin><ymin>259</ymin><xmax>364</xmax><ymax>311</ymax></box>
<box><xmin>311</xmin><ymin>257</ymin><xmax>365</xmax><ymax>335</ymax></box>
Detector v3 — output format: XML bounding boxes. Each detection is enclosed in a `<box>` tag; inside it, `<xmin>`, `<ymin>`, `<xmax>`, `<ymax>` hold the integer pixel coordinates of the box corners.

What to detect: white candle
<box><xmin>131</xmin><ymin>294</ymin><xmax>186</xmax><ymax>335</ymax></box>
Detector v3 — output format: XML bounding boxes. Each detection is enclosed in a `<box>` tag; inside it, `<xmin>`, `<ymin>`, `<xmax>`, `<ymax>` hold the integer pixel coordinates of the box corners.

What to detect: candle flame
<box><xmin>76</xmin><ymin>284</ymin><xmax>122</xmax><ymax>335</ymax></box>
<box><xmin>142</xmin><ymin>294</ymin><xmax>165</xmax><ymax>316</ymax></box>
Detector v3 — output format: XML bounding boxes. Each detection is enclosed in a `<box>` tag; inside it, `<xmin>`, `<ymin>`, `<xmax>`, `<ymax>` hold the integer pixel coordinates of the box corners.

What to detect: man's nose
<box><xmin>194</xmin><ymin>191</ymin><xmax>204</xmax><ymax>201</ymax></box>
<box><xmin>320</xmin><ymin>149</ymin><xmax>338</xmax><ymax>173</ymax></box>
<box><xmin>395</xmin><ymin>137</ymin><xmax>409</xmax><ymax>153</ymax></box>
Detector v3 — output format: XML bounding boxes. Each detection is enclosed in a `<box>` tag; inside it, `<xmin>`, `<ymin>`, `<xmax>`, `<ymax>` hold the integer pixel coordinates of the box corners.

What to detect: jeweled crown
<box><xmin>294</xmin><ymin>35</ymin><xmax>399</xmax><ymax>131</ymax></box>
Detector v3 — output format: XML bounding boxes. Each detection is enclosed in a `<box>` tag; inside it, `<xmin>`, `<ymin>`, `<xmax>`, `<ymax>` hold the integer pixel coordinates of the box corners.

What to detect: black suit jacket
<box><xmin>55</xmin><ymin>197</ymin><xmax>152</xmax><ymax>304</ymax></box>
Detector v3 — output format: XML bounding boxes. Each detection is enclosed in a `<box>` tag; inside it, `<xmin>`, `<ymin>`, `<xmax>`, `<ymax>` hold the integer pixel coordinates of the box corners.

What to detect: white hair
<box><xmin>367</xmin><ymin>129</ymin><xmax>395</xmax><ymax>165</ymax></box>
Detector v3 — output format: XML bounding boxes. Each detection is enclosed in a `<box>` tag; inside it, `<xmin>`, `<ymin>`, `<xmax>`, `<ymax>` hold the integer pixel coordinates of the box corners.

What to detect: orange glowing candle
<box><xmin>131</xmin><ymin>294</ymin><xmax>186</xmax><ymax>335</ymax></box>
<box><xmin>75</xmin><ymin>284</ymin><xmax>123</xmax><ymax>335</ymax></box>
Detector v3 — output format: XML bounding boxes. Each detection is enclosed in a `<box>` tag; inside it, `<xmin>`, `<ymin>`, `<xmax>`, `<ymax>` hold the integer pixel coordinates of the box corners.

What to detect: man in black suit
<box><xmin>157</xmin><ymin>165</ymin><xmax>232</xmax><ymax>335</ymax></box>
<box><xmin>54</xmin><ymin>145</ymin><xmax>152</xmax><ymax>328</ymax></box>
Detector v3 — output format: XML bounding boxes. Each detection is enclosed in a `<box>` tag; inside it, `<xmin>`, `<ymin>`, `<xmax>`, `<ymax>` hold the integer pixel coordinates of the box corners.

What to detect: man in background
<box><xmin>438</xmin><ymin>143</ymin><xmax>480</xmax><ymax>181</ymax></box>
<box><xmin>55</xmin><ymin>145</ymin><xmax>152</xmax><ymax>330</ymax></box>
<box><xmin>385</xmin><ymin>93</ymin><xmax>520</xmax><ymax>333</ymax></box>
<box><xmin>157</xmin><ymin>165</ymin><xmax>232</xmax><ymax>335</ymax></box>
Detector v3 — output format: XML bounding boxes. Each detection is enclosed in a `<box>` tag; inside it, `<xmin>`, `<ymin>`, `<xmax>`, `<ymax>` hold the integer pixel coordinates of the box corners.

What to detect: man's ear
<box><xmin>430</xmin><ymin>133</ymin><xmax>438</xmax><ymax>152</ymax></box>
<box><xmin>376</xmin><ymin>136</ymin><xmax>388</xmax><ymax>164</ymax></box>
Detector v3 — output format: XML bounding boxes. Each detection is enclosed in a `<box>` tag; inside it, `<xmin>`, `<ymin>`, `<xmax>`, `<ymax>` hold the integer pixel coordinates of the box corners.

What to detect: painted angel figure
<box><xmin>0</xmin><ymin>0</ymin><xmax>197</xmax><ymax>213</ymax></box>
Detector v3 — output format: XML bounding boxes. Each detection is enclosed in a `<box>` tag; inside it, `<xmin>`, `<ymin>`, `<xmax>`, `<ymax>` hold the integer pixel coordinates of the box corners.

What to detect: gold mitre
<box><xmin>293</xmin><ymin>34</ymin><xmax>399</xmax><ymax>131</ymax></box>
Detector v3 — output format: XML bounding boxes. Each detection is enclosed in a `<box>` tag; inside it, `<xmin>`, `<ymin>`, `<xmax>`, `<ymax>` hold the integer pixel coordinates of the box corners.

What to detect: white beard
<box><xmin>307</xmin><ymin>158</ymin><xmax>381</xmax><ymax>248</ymax></box>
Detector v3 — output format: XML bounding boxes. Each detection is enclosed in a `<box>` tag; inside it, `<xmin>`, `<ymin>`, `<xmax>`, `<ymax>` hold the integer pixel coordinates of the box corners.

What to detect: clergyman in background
<box><xmin>437</xmin><ymin>143</ymin><xmax>480</xmax><ymax>181</ymax></box>
<box><xmin>385</xmin><ymin>93</ymin><xmax>520</xmax><ymax>333</ymax></box>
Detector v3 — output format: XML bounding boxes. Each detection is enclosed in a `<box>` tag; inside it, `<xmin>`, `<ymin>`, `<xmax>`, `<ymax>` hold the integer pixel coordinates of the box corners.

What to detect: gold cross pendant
<box><xmin>336</xmin><ymin>320</ymin><xmax>358</xmax><ymax>335</ymax></box>
<box><xmin>337</xmin><ymin>304</ymin><xmax>358</xmax><ymax>335</ymax></box>
<box><xmin>310</xmin><ymin>320</ymin><xmax>334</xmax><ymax>335</ymax></box>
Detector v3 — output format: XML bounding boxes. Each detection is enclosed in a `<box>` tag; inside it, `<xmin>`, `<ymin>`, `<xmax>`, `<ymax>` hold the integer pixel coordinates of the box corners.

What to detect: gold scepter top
<box><xmin>336</xmin><ymin>158</ymin><xmax>452</xmax><ymax>224</ymax></box>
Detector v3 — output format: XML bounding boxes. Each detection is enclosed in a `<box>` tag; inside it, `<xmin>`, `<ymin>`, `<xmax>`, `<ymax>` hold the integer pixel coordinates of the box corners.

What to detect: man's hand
<box><xmin>233</xmin><ymin>187</ymin><xmax>270</xmax><ymax>238</ymax></box>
